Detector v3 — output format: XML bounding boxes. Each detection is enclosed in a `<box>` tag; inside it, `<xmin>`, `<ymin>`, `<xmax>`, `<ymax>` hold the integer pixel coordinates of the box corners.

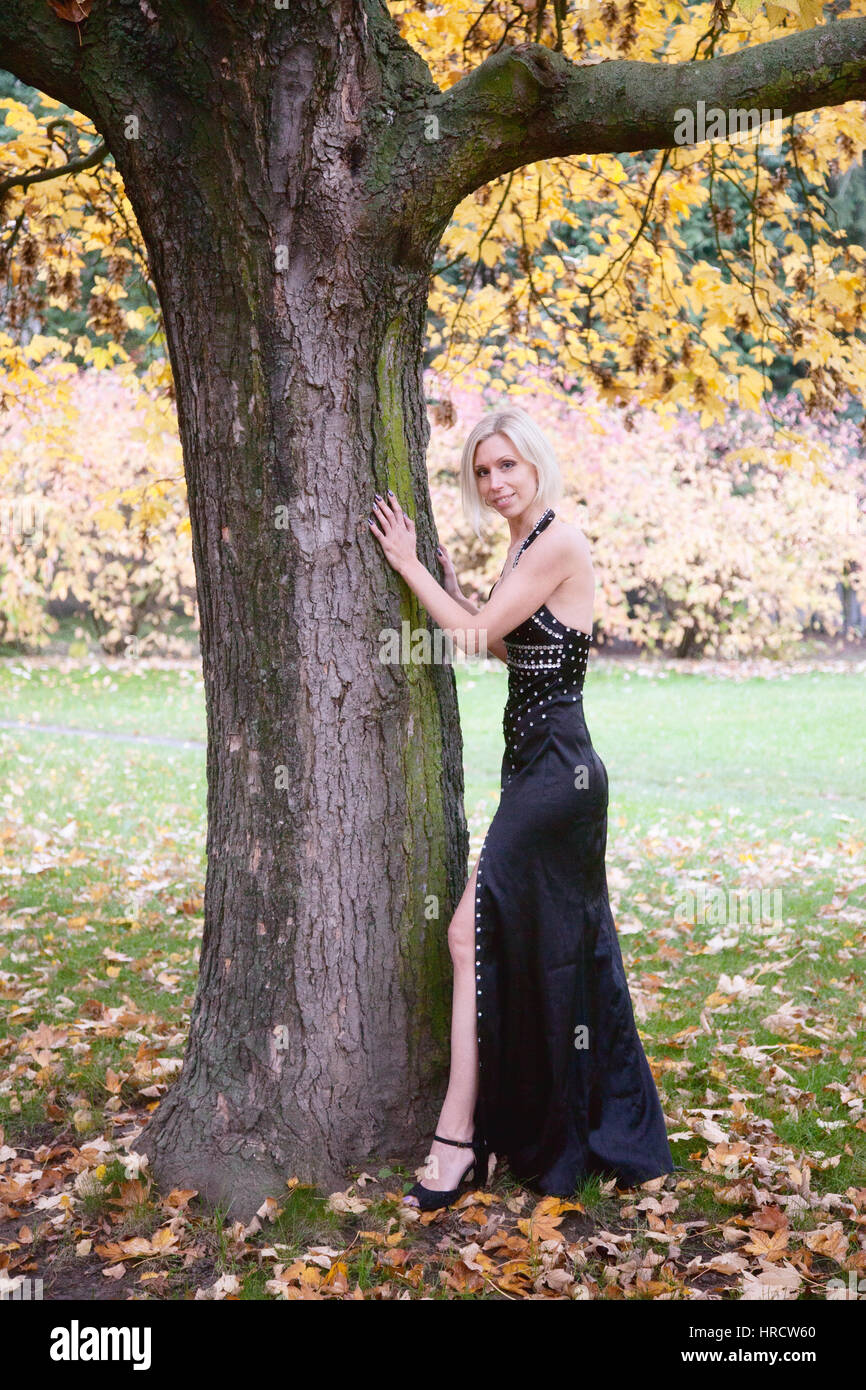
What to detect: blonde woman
<box><xmin>369</xmin><ymin>404</ymin><xmax>672</xmax><ymax>1210</ymax></box>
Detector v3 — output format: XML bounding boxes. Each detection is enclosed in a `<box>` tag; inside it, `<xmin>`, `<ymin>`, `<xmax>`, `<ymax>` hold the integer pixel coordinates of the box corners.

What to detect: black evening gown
<box><xmin>472</xmin><ymin>507</ymin><xmax>673</xmax><ymax>1195</ymax></box>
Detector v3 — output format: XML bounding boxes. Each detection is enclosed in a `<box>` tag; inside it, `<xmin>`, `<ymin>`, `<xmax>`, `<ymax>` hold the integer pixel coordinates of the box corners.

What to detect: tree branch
<box><xmin>410</xmin><ymin>19</ymin><xmax>866</xmax><ymax>235</ymax></box>
<box><xmin>0</xmin><ymin>0</ymin><xmax>97</xmax><ymax>118</ymax></box>
<box><xmin>0</xmin><ymin>140</ymin><xmax>108</xmax><ymax>198</ymax></box>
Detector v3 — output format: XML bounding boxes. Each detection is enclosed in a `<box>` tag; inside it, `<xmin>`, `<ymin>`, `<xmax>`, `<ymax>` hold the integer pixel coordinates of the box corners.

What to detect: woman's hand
<box><xmin>435</xmin><ymin>540</ymin><xmax>462</xmax><ymax>598</ymax></box>
<box><xmin>368</xmin><ymin>492</ymin><xmax>418</xmax><ymax>575</ymax></box>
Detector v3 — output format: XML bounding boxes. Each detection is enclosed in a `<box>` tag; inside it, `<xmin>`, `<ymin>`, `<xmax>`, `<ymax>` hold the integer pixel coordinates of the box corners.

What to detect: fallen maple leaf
<box><xmin>740</xmin><ymin>1263</ymin><xmax>802</xmax><ymax>1299</ymax></box>
<box><xmin>803</xmin><ymin>1223</ymin><xmax>849</xmax><ymax>1263</ymax></box>
<box><xmin>327</xmin><ymin>1189</ymin><xmax>368</xmax><ymax>1214</ymax></box>
<box><xmin>742</xmin><ymin>1229</ymin><xmax>789</xmax><ymax>1261</ymax></box>
<box><xmin>46</xmin><ymin>1</ymin><xmax>93</xmax><ymax>22</ymax></box>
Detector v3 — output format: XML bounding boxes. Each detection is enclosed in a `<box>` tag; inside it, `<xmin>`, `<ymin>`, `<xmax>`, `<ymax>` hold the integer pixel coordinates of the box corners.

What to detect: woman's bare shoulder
<box><xmin>550</xmin><ymin>515</ymin><xmax>592</xmax><ymax>562</ymax></box>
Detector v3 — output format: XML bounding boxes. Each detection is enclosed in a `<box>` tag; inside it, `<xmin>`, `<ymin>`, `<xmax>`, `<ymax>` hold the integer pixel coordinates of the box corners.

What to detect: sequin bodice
<box><xmin>494</xmin><ymin>509</ymin><xmax>593</xmax><ymax>762</ymax></box>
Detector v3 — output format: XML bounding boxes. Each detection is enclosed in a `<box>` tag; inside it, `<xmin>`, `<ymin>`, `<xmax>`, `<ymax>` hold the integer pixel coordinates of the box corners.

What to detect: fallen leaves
<box><xmin>516</xmin><ymin>1195</ymin><xmax>585</xmax><ymax>1244</ymax></box>
<box><xmin>94</xmin><ymin>1225</ymin><xmax>180</xmax><ymax>1262</ymax></box>
<box><xmin>0</xmin><ymin>691</ymin><xmax>863</xmax><ymax>1300</ymax></box>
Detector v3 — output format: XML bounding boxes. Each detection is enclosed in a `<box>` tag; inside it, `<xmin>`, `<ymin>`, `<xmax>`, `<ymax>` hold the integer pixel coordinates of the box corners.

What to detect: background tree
<box><xmin>1</xmin><ymin>0</ymin><xmax>866</xmax><ymax>1218</ymax></box>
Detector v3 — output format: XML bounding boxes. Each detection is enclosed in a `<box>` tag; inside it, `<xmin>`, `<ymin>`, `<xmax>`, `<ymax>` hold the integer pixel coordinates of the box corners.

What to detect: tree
<box><xmin>2</xmin><ymin>0</ymin><xmax>866</xmax><ymax>1219</ymax></box>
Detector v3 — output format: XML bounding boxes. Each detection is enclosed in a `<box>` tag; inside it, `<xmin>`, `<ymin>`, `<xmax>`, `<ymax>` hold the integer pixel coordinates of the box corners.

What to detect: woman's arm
<box><xmin>450</xmin><ymin>592</ymin><xmax>508</xmax><ymax>663</ymax></box>
<box><xmin>436</xmin><ymin>541</ymin><xmax>479</xmax><ymax>616</ymax></box>
<box><xmin>369</xmin><ymin>493</ymin><xmax>576</xmax><ymax>655</ymax></box>
<box><xmin>441</xmin><ymin>563</ymin><xmax>509</xmax><ymax>662</ymax></box>
<box><xmin>436</xmin><ymin>542</ymin><xmax>508</xmax><ymax>661</ymax></box>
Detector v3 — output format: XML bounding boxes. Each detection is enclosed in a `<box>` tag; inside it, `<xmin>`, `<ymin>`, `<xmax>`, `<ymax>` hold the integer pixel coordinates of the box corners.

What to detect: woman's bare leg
<box><xmin>402</xmin><ymin>858</ymin><xmax>480</xmax><ymax>1202</ymax></box>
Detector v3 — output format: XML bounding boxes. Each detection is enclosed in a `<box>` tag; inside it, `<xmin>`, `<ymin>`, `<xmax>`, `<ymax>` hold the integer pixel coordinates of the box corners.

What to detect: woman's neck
<box><xmin>508</xmin><ymin>503</ymin><xmax>548</xmax><ymax>548</ymax></box>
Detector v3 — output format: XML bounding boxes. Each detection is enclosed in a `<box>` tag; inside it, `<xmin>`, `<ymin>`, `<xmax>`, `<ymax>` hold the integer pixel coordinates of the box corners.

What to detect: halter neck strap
<box><xmin>512</xmin><ymin>508</ymin><xmax>555</xmax><ymax>569</ymax></box>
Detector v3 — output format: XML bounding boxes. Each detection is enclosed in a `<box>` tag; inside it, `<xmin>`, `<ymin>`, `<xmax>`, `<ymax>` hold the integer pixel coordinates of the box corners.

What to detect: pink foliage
<box><xmin>425</xmin><ymin>371</ymin><xmax>866</xmax><ymax>657</ymax></box>
<box><xmin>1</xmin><ymin>365</ymin><xmax>863</xmax><ymax>658</ymax></box>
<box><xmin>0</xmin><ymin>367</ymin><xmax>196</xmax><ymax>652</ymax></box>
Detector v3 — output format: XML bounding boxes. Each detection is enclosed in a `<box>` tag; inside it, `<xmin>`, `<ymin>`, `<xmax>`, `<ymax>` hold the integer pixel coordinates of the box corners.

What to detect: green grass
<box><xmin>0</xmin><ymin>661</ymin><xmax>205</xmax><ymax>742</ymax></box>
<box><xmin>0</xmin><ymin>651</ymin><xmax>864</xmax><ymax>1299</ymax></box>
<box><xmin>2</xmin><ymin>655</ymin><xmax>863</xmax><ymax>845</ymax></box>
<box><xmin>455</xmin><ymin>659</ymin><xmax>866</xmax><ymax>842</ymax></box>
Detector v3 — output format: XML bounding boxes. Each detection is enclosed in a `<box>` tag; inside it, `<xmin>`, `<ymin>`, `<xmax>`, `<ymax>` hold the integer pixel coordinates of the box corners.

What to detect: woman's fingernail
<box><xmin>387</xmin><ymin>489</ymin><xmax>395</xmax><ymax>497</ymax></box>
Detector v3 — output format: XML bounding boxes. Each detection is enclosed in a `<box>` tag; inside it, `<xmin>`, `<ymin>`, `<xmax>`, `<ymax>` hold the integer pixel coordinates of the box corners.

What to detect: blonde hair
<box><xmin>459</xmin><ymin>403</ymin><xmax>563</xmax><ymax>537</ymax></box>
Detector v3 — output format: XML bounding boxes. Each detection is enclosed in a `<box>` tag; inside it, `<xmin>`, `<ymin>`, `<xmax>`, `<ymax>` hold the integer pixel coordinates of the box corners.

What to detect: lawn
<box><xmin>0</xmin><ymin>652</ymin><xmax>864</xmax><ymax>1300</ymax></box>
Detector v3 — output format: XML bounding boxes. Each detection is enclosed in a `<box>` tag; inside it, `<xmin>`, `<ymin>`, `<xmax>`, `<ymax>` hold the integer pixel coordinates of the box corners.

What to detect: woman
<box><xmin>368</xmin><ymin>404</ymin><xmax>673</xmax><ymax>1211</ymax></box>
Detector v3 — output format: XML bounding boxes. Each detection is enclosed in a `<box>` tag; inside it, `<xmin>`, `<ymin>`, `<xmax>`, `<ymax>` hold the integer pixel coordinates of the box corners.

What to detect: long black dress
<box><xmin>472</xmin><ymin>507</ymin><xmax>673</xmax><ymax>1195</ymax></box>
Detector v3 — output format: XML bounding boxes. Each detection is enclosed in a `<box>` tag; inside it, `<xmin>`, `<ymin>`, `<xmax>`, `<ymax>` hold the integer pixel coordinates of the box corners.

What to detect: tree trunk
<box><xmin>93</xmin><ymin>29</ymin><xmax>469</xmax><ymax>1219</ymax></box>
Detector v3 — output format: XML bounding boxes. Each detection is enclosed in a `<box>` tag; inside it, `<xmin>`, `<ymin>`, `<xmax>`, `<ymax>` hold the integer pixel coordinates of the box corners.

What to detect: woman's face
<box><xmin>472</xmin><ymin>432</ymin><xmax>538</xmax><ymax>519</ymax></box>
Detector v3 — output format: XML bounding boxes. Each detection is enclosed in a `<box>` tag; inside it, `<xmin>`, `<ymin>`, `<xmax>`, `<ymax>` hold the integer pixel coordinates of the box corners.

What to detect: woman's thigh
<box><xmin>447</xmin><ymin>856</ymin><xmax>480</xmax><ymax>961</ymax></box>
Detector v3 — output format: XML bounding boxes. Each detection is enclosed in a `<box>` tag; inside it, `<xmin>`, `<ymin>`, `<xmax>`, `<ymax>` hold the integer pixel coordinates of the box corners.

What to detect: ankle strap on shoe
<box><xmin>433</xmin><ymin>1134</ymin><xmax>474</xmax><ymax>1148</ymax></box>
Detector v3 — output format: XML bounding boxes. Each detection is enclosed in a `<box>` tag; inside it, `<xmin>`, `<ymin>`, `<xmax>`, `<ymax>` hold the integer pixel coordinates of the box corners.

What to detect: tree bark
<box><xmin>120</xmin><ymin>18</ymin><xmax>469</xmax><ymax>1216</ymax></box>
<box><xmin>4</xmin><ymin>0</ymin><xmax>866</xmax><ymax>1218</ymax></box>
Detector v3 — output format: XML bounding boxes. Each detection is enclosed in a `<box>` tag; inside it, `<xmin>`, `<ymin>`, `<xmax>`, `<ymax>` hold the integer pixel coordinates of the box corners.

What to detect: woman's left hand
<box><xmin>368</xmin><ymin>492</ymin><xmax>418</xmax><ymax>575</ymax></box>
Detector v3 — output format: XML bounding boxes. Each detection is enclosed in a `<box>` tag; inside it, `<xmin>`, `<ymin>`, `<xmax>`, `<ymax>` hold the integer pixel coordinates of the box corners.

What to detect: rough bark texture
<box><xmin>3</xmin><ymin>0</ymin><xmax>866</xmax><ymax>1218</ymax></box>
<box><xmin>122</xmin><ymin>10</ymin><xmax>468</xmax><ymax>1214</ymax></box>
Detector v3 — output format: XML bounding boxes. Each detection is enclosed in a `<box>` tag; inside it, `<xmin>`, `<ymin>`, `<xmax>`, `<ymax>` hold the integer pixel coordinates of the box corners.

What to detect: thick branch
<box><xmin>408</xmin><ymin>19</ymin><xmax>866</xmax><ymax>239</ymax></box>
<box><xmin>0</xmin><ymin>0</ymin><xmax>98</xmax><ymax>118</ymax></box>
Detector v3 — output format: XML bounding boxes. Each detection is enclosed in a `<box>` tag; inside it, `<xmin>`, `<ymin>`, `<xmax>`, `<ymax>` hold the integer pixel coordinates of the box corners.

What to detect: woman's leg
<box><xmin>402</xmin><ymin>858</ymin><xmax>480</xmax><ymax>1201</ymax></box>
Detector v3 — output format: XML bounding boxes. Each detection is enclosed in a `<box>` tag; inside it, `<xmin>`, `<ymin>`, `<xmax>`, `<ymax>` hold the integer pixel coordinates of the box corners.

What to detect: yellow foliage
<box><xmin>0</xmin><ymin>100</ymin><xmax>155</xmax><ymax>414</ymax></box>
<box><xmin>0</xmin><ymin>0</ymin><xmax>862</xmax><ymax>434</ymax></box>
<box><xmin>393</xmin><ymin>1</ymin><xmax>862</xmax><ymax>420</ymax></box>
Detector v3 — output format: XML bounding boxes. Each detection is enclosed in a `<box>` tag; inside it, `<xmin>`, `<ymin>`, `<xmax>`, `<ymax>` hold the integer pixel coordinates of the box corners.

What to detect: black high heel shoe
<box><xmin>403</xmin><ymin>1134</ymin><xmax>489</xmax><ymax>1213</ymax></box>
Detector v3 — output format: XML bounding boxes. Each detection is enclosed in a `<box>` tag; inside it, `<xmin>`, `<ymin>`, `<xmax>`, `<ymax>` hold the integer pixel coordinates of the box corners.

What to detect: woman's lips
<box><xmin>493</xmin><ymin>494</ymin><xmax>514</xmax><ymax>507</ymax></box>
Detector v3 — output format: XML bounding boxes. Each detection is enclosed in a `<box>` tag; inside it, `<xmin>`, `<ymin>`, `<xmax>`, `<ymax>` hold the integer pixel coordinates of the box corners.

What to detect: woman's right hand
<box><xmin>436</xmin><ymin>541</ymin><xmax>461</xmax><ymax>597</ymax></box>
